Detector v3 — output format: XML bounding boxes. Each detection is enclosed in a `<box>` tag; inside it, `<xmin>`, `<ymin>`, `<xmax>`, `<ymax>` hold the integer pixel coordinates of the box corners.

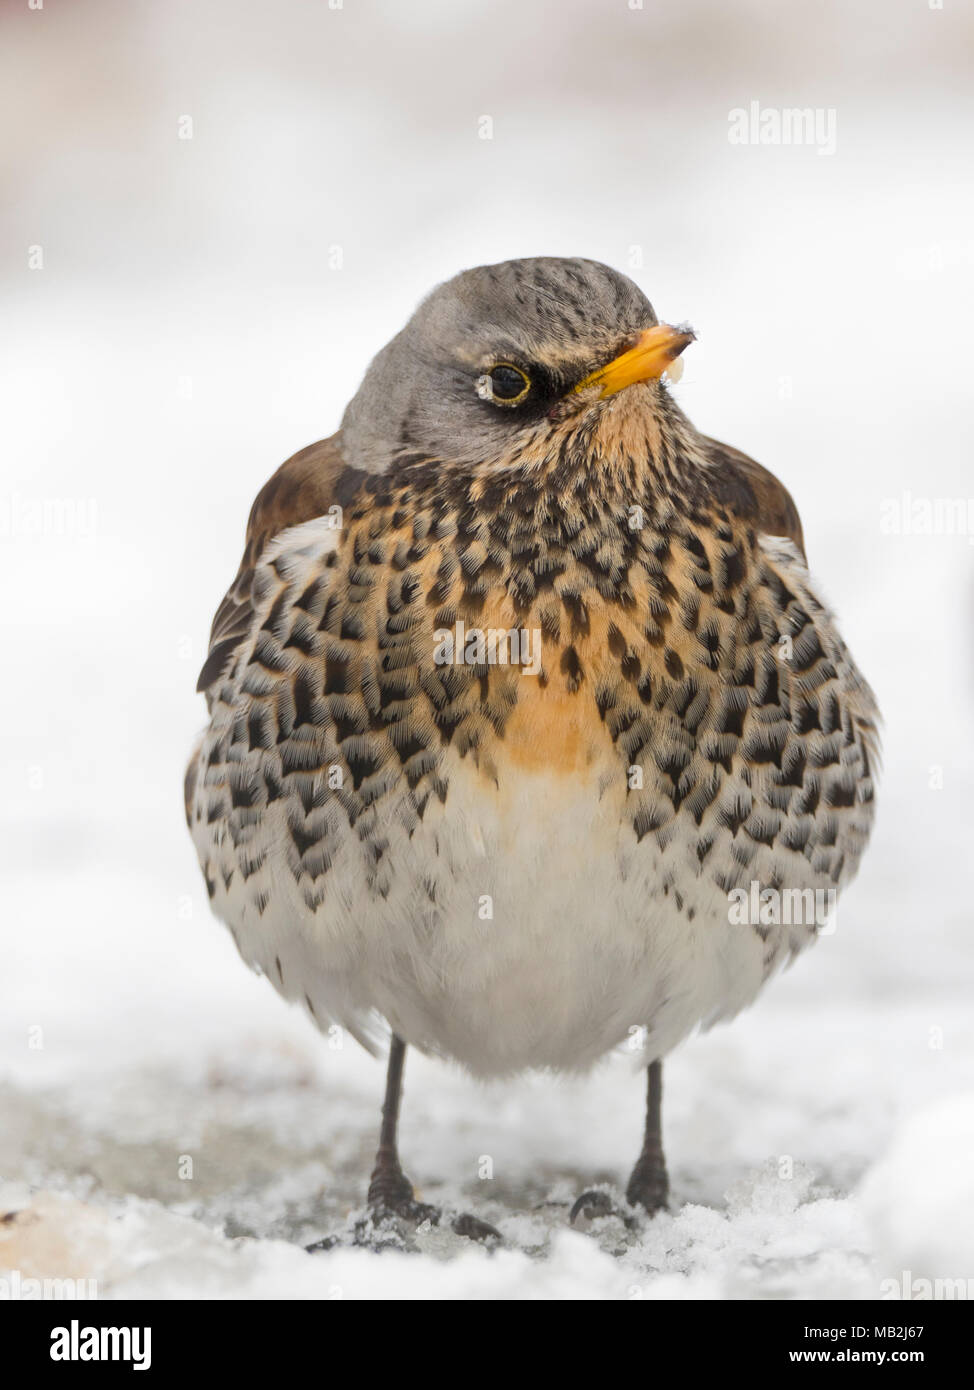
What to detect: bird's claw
<box><xmin>569</xmin><ymin>1180</ymin><xmax>669</xmax><ymax>1231</ymax></box>
<box><xmin>306</xmin><ymin>1197</ymin><xmax>502</xmax><ymax>1253</ymax></box>
<box><xmin>451</xmin><ymin>1211</ymin><xmax>503</xmax><ymax>1245</ymax></box>
<box><xmin>569</xmin><ymin>1188</ymin><xmax>636</xmax><ymax>1229</ymax></box>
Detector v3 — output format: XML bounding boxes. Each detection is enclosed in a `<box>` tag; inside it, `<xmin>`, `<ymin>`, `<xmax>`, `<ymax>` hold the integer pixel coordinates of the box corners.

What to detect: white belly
<box><xmin>196</xmin><ymin>754</ymin><xmax>793</xmax><ymax>1076</ymax></box>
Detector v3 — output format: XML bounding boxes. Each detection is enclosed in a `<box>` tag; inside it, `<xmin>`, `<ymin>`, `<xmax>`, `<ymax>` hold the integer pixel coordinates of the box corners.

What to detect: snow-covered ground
<box><xmin>2</xmin><ymin>0</ymin><xmax>973</xmax><ymax>1299</ymax></box>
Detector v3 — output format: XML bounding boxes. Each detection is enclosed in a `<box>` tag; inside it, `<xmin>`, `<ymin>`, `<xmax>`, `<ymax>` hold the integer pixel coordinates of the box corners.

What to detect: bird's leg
<box><xmin>366</xmin><ymin>1035</ymin><xmax>438</xmax><ymax>1223</ymax></box>
<box><xmin>624</xmin><ymin>1059</ymin><xmax>669</xmax><ymax>1214</ymax></box>
<box><xmin>362</xmin><ymin>1035</ymin><xmax>501</xmax><ymax>1244</ymax></box>
<box><xmin>570</xmin><ymin>1059</ymin><xmax>668</xmax><ymax>1227</ymax></box>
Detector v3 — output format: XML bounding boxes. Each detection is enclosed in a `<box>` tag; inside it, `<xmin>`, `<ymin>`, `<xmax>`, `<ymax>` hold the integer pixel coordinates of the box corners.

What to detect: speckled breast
<box><xmin>186</xmin><ymin>453</ymin><xmax>877</xmax><ymax>1071</ymax></box>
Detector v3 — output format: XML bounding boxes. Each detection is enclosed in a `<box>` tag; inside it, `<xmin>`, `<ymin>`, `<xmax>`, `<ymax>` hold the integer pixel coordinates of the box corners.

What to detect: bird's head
<box><xmin>340</xmin><ymin>257</ymin><xmax>694</xmax><ymax>474</ymax></box>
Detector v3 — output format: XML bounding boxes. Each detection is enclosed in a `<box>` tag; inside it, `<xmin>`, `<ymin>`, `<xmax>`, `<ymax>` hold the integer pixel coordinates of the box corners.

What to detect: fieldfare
<box><xmin>186</xmin><ymin>257</ymin><xmax>879</xmax><ymax>1241</ymax></box>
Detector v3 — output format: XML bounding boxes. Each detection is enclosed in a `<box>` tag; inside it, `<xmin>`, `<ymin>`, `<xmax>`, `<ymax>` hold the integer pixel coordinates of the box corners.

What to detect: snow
<box><xmin>2</xmin><ymin>0</ymin><xmax>973</xmax><ymax>1299</ymax></box>
<box><xmin>861</xmin><ymin>1095</ymin><xmax>974</xmax><ymax>1292</ymax></box>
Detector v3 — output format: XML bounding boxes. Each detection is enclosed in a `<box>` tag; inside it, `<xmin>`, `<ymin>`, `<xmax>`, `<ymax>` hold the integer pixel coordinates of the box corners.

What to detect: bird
<box><xmin>185</xmin><ymin>256</ymin><xmax>879</xmax><ymax>1242</ymax></box>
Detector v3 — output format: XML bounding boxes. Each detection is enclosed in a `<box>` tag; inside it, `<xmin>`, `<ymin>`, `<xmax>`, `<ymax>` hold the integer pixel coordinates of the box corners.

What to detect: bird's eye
<box><xmin>476</xmin><ymin>363</ymin><xmax>531</xmax><ymax>405</ymax></box>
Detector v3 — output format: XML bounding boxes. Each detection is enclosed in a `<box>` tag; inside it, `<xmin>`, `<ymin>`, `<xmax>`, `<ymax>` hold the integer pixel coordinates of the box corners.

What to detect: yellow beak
<box><xmin>574</xmin><ymin>323</ymin><xmax>695</xmax><ymax>399</ymax></box>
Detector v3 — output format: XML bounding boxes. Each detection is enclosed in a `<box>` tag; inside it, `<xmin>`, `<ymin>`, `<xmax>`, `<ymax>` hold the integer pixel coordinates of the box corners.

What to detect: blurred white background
<box><xmin>1</xmin><ymin>0</ymin><xmax>972</xmax><ymax>1297</ymax></box>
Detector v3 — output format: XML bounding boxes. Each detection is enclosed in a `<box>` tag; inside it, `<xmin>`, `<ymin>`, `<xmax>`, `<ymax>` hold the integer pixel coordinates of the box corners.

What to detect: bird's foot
<box><xmin>306</xmin><ymin>1167</ymin><xmax>502</xmax><ymax>1253</ymax></box>
<box><xmin>367</xmin><ymin>1161</ymin><xmax>501</xmax><ymax>1244</ymax></box>
<box><xmin>569</xmin><ymin>1187</ymin><xmax>639</xmax><ymax>1231</ymax></box>
<box><xmin>450</xmin><ymin>1211</ymin><xmax>504</xmax><ymax>1244</ymax></box>
<box><xmin>570</xmin><ymin>1157</ymin><xmax>669</xmax><ymax>1231</ymax></box>
<box><xmin>624</xmin><ymin>1151</ymin><xmax>669</xmax><ymax>1217</ymax></box>
<box><xmin>307</xmin><ymin>1207</ymin><xmax>502</xmax><ymax>1254</ymax></box>
<box><xmin>367</xmin><ymin>1161</ymin><xmax>440</xmax><ymax>1227</ymax></box>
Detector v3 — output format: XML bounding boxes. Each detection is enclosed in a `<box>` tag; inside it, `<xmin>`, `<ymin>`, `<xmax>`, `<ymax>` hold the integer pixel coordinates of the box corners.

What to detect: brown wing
<box><xmin>196</xmin><ymin>432</ymin><xmax>368</xmax><ymax>696</ymax></box>
<box><xmin>701</xmin><ymin>434</ymin><xmax>806</xmax><ymax>562</ymax></box>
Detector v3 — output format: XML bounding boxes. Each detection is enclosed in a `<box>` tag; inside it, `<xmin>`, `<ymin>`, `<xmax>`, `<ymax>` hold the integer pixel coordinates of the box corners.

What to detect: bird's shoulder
<box><xmin>698</xmin><ymin>434</ymin><xmax>806</xmax><ymax>561</ymax></box>
<box><xmin>196</xmin><ymin>432</ymin><xmax>368</xmax><ymax>697</ymax></box>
